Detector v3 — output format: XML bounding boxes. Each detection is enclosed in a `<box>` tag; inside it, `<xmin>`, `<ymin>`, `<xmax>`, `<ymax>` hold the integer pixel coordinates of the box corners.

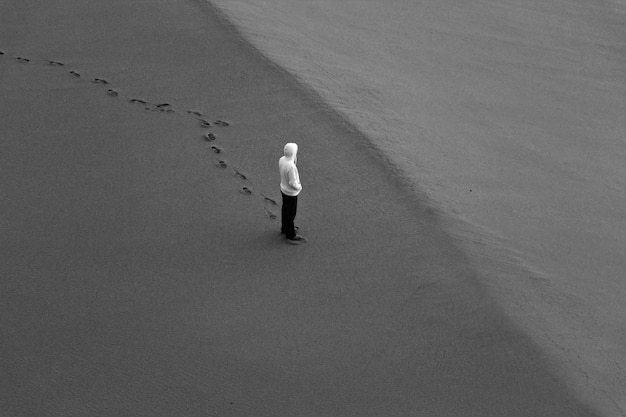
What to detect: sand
<box><xmin>0</xmin><ymin>0</ymin><xmax>611</xmax><ymax>415</ymax></box>
<box><xmin>210</xmin><ymin>0</ymin><xmax>626</xmax><ymax>414</ymax></box>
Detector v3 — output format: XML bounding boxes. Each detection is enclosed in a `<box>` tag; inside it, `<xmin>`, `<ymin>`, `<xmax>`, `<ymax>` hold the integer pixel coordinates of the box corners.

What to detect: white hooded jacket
<box><xmin>279</xmin><ymin>143</ymin><xmax>302</xmax><ymax>196</ymax></box>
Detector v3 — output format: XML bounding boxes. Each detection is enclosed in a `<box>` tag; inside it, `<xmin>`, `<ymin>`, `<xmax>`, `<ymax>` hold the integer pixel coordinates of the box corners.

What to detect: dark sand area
<box><xmin>0</xmin><ymin>0</ymin><xmax>602</xmax><ymax>415</ymax></box>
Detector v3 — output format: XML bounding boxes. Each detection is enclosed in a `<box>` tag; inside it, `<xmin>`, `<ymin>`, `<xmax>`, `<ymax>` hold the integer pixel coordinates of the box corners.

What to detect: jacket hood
<box><xmin>283</xmin><ymin>143</ymin><xmax>298</xmax><ymax>160</ymax></box>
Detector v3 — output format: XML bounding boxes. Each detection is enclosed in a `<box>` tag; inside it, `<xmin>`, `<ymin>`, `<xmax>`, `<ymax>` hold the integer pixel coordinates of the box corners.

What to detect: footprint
<box><xmin>154</xmin><ymin>106</ymin><xmax>175</xmax><ymax>113</ymax></box>
<box><xmin>92</xmin><ymin>78</ymin><xmax>109</xmax><ymax>85</ymax></box>
<box><xmin>264</xmin><ymin>208</ymin><xmax>277</xmax><ymax>220</ymax></box>
<box><xmin>261</xmin><ymin>194</ymin><xmax>277</xmax><ymax>206</ymax></box>
<box><xmin>16</xmin><ymin>57</ymin><xmax>30</xmax><ymax>63</ymax></box>
<box><xmin>186</xmin><ymin>110</ymin><xmax>203</xmax><ymax>117</ymax></box>
<box><xmin>46</xmin><ymin>60</ymin><xmax>64</xmax><ymax>66</ymax></box>
<box><xmin>240</xmin><ymin>186</ymin><xmax>252</xmax><ymax>196</ymax></box>
<box><xmin>151</xmin><ymin>104</ymin><xmax>174</xmax><ymax>113</ymax></box>
<box><xmin>216</xmin><ymin>160</ymin><xmax>228</xmax><ymax>169</ymax></box>
<box><xmin>204</xmin><ymin>133</ymin><xmax>216</xmax><ymax>142</ymax></box>
<box><xmin>199</xmin><ymin>119</ymin><xmax>211</xmax><ymax>128</ymax></box>
<box><xmin>211</xmin><ymin>146</ymin><xmax>222</xmax><ymax>154</ymax></box>
<box><xmin>107</xmin><ymin>89</ymin><xmax>119</xmax><ymax>97</ymax></box>
<box><xmin>0</xmin><ymin>51</ymin><xmax>5</xmax><ymax>56</ymax></box>
<box><xmin>261</xmin><ymin>193</ymin><xmax>278</xmax><ymax>220</ymax></box>
<box><xmin>69</xmin><ymin>70</ymin><xmax>80</xmax><ymax>77</ymax></box>
<box><xmin>129</xmin><ymin>98</ymin><xmax>147</xmax><ymax>104</ymax></box>
<box><xmin>234</xmin><ymin>170</ymin><xmax>247</xmax><ymax>181</ymax></box>
<box><xmin>214</xmin><ymin>120</ymin><xmax>230</xmax><ymax>127</ymax></box>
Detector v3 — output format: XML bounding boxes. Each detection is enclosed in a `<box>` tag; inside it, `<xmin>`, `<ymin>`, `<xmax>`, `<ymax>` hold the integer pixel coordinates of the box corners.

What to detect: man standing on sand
<box><xmin>279</xmin><ymin>143</ymin><xmax>307</xmax><ymax>244</ymax></box>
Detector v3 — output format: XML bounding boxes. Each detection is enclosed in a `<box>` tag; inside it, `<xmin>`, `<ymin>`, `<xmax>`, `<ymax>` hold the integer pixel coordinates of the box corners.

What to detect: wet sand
<box><xmin>0</xmin><ymin>0</ymin><xmax>602</xmax><ymax>415</ymax></box>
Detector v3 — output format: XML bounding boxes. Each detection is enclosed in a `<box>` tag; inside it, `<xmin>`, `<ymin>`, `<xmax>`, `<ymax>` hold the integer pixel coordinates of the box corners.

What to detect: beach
<box><xmin>0</xmin><ymin>0</ymin><xmax>622</xmax><ymax>415</ymax></box>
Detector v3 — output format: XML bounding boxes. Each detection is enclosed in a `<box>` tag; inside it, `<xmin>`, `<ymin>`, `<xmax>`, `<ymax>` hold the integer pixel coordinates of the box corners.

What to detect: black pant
<box><xmin>281</xmin><ymin>192</ymin><xmax>298</xmax><ymax>239</ymax></box>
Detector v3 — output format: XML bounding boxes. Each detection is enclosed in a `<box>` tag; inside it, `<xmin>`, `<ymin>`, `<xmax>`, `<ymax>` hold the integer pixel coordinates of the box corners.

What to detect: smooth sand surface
<box><xmin>0</xmin><ymin>0</ymin><xmax>603</xmax><ymax>415</ymax></box>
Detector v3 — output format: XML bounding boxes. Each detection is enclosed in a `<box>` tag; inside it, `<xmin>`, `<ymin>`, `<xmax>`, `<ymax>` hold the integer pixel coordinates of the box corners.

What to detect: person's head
<box><xmin>284</xmin><ymin>143</ymin><xmax>298</xmax><ymax>161</ymax></box>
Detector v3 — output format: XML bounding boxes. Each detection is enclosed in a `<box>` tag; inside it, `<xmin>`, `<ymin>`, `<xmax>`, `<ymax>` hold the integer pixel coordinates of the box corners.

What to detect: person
<box><xmin>279</xmin><ymin>143</ymin><xmax>307</xmax><ymax>244</ymax></box>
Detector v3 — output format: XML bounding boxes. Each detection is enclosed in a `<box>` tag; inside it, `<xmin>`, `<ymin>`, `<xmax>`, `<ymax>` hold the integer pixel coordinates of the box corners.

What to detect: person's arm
<box><xmin>288</xmin><ymin>166</ymin><xmax>302</xmax><ymax>192</ymax></box>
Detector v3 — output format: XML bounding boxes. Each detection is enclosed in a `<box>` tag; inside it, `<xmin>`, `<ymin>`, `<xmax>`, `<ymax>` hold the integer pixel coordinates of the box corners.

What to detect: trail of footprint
<box><xmin>196</xmin><ymin>114</ymin><xmax>276</xmax><ymax>220</ymax></box>
<box><xmin>23</xmin><ymin>52</ymin><xmax>276</xmax><ymax>225</ymax></box>
<box><xmin>260</xmin><ymin>193</ymin><xmax>278</xmax><ymax>220</ymax></box>
<box><xmin>261</xmin><ymin>193</ymin><xmax>278</xmax><ymax>220</ymax></box>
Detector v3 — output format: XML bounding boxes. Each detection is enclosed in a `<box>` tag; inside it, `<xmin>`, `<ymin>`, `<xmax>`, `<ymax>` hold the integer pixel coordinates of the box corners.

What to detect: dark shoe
<box><xmin>280</xmin><ymin>226</ymin><xmax>299</xmax><ymax>235</ymax></box>
<box><xmin>286</xmin><ymin>234</ymin><xmax>307</xmax><ymax>245</ymax></box>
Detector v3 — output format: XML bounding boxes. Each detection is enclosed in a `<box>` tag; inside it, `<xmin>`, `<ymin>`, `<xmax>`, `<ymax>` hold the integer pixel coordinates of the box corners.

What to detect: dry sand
<box><xmin>209</xmin><ymin>0</ymin><xmax>626</xmax><ymax>414</ymax></box>
<box><xmin>0</xmin><ymin>0</ymin><xmax>608</xmax><ymax>415</ymax></box>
